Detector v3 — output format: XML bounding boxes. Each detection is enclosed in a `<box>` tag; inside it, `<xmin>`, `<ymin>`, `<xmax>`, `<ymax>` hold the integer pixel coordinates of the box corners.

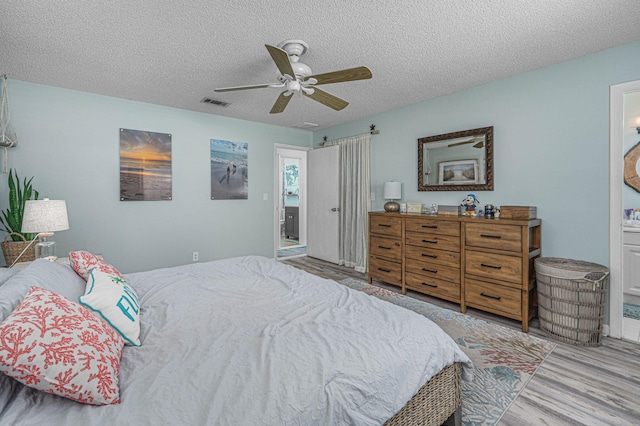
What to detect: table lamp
<box><xmin>20</xmin><ymin>198</ymin><xmax>69</xmax><ymax>261</ymax></box>
<box><xmin>383</xmin><ymin>182</ymin><xmax>401</xmax><ymax>212</ymax></box>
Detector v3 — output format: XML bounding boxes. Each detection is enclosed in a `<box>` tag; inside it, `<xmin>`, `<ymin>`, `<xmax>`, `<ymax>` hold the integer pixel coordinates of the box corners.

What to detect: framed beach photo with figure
<box><xmin>438</xmin><ymin>159</ymin><xmax>478</xmax><ymax>185</ymax></box>
<box><xmin>120</xmin><ymin>128</ymin><xmax>172</xmax><ymax>201</ymax></box>
<box><xmin>211</xmin><ymin>139</ymin><xmax>248</xmax><ymax>200</ymax></box>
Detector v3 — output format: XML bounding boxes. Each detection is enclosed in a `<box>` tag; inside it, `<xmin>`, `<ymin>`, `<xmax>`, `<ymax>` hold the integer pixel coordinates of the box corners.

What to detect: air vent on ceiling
<box><xmin>291</xmin><ymin>122</ymin><xmax>319</xmax><ymax>129</ymax></box>
<box><xmin>201</xmin><ymin>97</ymin><xmax>231</xmax><ymax>107</ymax></box>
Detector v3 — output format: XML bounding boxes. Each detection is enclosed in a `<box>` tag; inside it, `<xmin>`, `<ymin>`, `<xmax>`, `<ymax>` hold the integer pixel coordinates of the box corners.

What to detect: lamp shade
<box><xmin>383</xmin><ymin>182</ymin><xmax>401</xmax><ymax>200</ymax></box>
<box><xmin>21</xmin><ymin>199</ymin><xmax>69</xmax><ymax>233</ymax></box>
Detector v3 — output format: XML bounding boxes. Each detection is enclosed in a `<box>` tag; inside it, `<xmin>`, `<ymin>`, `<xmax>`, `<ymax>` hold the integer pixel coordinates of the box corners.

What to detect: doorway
<box><xmin>609</xmin><ymin>79</ymin><xmax>640</xmax><ymax>341</ymax></box>
<box><xmin>274</xmin><ymin>145</ymin><xmax>310</xmax><ymax>259</ymax></box>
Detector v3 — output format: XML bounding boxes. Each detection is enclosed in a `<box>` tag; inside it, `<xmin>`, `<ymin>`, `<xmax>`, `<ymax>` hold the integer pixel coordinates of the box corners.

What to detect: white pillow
<box><xmin>78</xmin><ymin>269</ymin><xmax>141</xmax><ymax>346</ymax></box>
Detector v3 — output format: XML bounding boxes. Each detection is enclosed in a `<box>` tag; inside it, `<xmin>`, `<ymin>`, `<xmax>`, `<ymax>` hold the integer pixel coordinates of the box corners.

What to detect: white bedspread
<box><xmin>0</xmin><ymin>256</ymin><xmax>471</xmax><ymax>425</ymax></box>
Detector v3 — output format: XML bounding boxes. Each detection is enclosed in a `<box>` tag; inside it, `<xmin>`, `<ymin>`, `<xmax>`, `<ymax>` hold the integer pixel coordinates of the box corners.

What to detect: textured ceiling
<box><xmin>2</xmin><ymin>0</ymin><xmax>640</xmax><ymax>131</ymax></box>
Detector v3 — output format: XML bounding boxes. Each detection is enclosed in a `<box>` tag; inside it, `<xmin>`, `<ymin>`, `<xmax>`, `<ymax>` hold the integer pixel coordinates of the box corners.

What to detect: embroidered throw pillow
<box><xmin>69</xmin><ymin>251</ymin><xmax>124</xmax><ymax>281</ymax></box>
<box><xmin>79</xmin><ymin>270</ymin><xmax>141</xmax><ymax>346</ymax></box>
<box><xmin>0</xmin><ymin>287</ymin><xmax>124</xmax><ymax>405</ymax></box>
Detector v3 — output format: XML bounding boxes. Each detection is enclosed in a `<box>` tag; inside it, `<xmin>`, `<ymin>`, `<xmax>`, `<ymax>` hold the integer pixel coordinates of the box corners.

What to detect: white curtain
<box><xmin>326</xmin><ymin>134</ymin><xmax>371</xmax><ymax>272</ymax></box>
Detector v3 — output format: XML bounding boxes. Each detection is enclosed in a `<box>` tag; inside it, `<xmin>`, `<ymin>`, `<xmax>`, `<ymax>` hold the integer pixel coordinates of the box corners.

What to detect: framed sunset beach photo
<box><xmin>119</xmin><ymin>128</ymin><xmax>172</xmax><ymax>201</ymax></box>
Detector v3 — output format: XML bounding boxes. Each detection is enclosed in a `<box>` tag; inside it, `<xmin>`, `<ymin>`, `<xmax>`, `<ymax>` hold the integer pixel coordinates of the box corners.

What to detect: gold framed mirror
<box><xmin>418</xmin><ymin>126</ymin><xmax>493</xmax><ymax>191</ymax></box>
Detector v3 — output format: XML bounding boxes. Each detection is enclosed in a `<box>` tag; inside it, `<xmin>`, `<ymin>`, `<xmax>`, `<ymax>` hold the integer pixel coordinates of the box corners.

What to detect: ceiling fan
<box><xmin>448</xmin><ymin>136</ymin><xmax>485</xmax><ymax>148</ymax></box>
<box><xmin>214</xmin><ymin>40</ymin><xmax>372</xmax><ymax>114</ymax></box>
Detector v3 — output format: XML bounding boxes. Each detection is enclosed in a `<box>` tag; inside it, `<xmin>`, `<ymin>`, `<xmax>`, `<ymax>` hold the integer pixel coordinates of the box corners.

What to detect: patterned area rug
<box><xmin>280</xmin><ymin>238</ymin><xmax>300</xmax><ymax>247</ymax></box>
<box><xmin>624</xmin><ymin>303</ymin><xmax>640</xmax><ymax>320</ymax></box>
<box><xmin>277</xmin><ymin>245</ymin><xmax>307</xmax><ymax>258</ymax></box>
<box><xmin>340</xmin><ymin>278</ymin><xmax>556</xmax><ymax>426</ymax></box>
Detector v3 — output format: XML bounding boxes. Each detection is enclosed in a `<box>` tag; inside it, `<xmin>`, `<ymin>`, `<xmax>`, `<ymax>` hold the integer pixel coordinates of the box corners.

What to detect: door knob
<box><xmin>331</xmin><ymin>207</ymin><xmax>341</xmax><ymax>212</ymax></box>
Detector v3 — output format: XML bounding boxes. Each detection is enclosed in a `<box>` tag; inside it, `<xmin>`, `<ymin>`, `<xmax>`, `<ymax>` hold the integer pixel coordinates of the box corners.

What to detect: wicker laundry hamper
<box><xmin>535</xmin><ymin>257</ymin><xmax>609</xmax><ymax>346</ymax></box>
<box><xmin>1</xmin><ymin>232</ymin><xmax>36</xmax><ymax>266</ymax></box>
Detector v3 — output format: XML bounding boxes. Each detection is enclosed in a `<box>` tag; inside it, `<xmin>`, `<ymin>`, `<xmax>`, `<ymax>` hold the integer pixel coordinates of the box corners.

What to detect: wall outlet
<box><xmin>192</xmin><ymin>251</ymin><xmax>199</xmax><ymax>262</ymax></box>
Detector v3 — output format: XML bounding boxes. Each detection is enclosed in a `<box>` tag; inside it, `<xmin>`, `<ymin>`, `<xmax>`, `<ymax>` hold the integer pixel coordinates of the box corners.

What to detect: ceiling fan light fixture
<box><xmin>287</xmin><ymin>80</ymin><xmax>301</xmax><ymax>92</ymax></box>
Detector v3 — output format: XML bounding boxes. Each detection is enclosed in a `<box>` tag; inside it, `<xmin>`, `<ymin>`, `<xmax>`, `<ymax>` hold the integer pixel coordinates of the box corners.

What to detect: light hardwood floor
<box><xmin>281</xmin><ymin>256</ymin><xmax>640</xmax><ymax>426</ymax></box>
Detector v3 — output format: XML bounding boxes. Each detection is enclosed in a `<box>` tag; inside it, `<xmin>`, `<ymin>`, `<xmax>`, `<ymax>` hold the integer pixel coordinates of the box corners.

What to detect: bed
<box><xmin>0</xmin><ymin>255</ymin><xmax>471</xmax><ymax>425</ymax></box>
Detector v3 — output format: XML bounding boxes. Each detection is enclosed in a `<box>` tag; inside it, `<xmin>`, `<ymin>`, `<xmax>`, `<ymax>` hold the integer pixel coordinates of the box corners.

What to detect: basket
<box><xmin>535</xmin><ymin>257</ymin><xmax>609</xmax><ymax>346</ymax></box>
<box><xmin>1</xmin><ymin>232</ymin><xmax>36</xmax><ymax>266</ymax></box>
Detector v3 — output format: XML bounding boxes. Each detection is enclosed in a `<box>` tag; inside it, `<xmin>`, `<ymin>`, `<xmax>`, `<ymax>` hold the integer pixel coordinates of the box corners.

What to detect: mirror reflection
<box><xmin>418</xmin><ymin>126</ymin><xmax>493</xmax><ymax>191</ymax></box>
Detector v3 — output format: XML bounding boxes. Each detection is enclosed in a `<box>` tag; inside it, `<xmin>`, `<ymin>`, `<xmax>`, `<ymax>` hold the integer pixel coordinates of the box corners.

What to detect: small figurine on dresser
<box><xmin>461</xmin><ymin>194</ymin><xmax>479</xmax><ymax>216</ymax></box>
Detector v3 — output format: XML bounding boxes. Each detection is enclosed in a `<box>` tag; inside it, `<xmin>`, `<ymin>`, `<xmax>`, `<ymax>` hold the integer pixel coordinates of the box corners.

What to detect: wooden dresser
<box><xmin>368</xmin><ymin>212</ymin><xmax>541</xmax><ymax>332</ymax></box>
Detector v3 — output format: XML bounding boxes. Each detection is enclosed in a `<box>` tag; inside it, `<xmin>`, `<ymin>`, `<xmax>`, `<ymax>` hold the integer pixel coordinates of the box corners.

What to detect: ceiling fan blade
<box><xmin>214</xmin><ymin>83</ymin><xmax>275</xmax><ymax>92</ymax></box>
<box><xmin>305</xmin><ymin>66</ymin><xmax>372</xmax><ymax>85</ymax></box>
<box><xmin>265</xmin><ymin>45</ymin><xmax>295</xmax><ymax>79</ymax></box>
<box><xmin>448</xmin><ymin>140</ymin><xmax>474</xmax><ymax>147</ymax></box>
<box><xmin>448</xmin><ymin>136</ymin><xmax>485</xmax><ymax>147</ymax></box>
<box><xmin>270</xmin><ymin>92</ymin><xmax>293</xmax><ymax>114</ymax></box>
<box><xmin>303</xmin><ymin>87</ymin><xmax>349</xmax><ymax>111</ymax></box>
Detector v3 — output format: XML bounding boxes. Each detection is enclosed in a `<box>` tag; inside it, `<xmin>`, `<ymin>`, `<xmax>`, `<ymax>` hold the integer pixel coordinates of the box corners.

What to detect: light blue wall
<box><xmin>3</xmin><ymin>81</ymin><xmax>312</xmax><ymax>272</ymax></box>
<box><xmin>314</xmin><ymin>40</ymin><xmax>640</xmax><ymax>267</ymax></box>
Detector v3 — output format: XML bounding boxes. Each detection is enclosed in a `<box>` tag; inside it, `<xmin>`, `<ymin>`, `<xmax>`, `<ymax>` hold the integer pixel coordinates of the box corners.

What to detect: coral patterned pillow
<box><xmin>79</xmin><ymin>270</ymin><xmax>141</xmax><ymax>346</ymax></box>
<box><xmin>0</xmin><ymin>287</ymin><xmax>124</xmax><ymax>405</ymax></box>
<box><xmin>69</xmin><ymin>251</ymin><xmax>124</xmax><ymax>281</ymax></box>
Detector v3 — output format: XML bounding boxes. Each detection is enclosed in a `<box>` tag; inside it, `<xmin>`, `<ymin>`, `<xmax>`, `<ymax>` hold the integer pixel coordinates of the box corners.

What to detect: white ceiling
<box><xmin>3</xmin><ymin>0</ymin><xmax>640</xmax><ymax>131</ymax></box>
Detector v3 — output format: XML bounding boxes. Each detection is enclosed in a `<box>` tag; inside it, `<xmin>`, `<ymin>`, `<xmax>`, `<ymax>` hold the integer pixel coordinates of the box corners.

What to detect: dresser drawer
<box><xmin>405</xmin><ymin>245</ymin><xmax>460</xmax><ymax>268</ymax></box>
<box><xmin>368</xmin><ymin>256</ymin><xmax>402</xmax><ymax>285</ymax></box>
<box><xmin>406</xmin><ymin>259</ymin><xmax>460</xmax><ymax>284</ymax></box>
<box><xmin>405</xmin><ymin>273</ymin><xmax>460</xmax><ymax>301</ymax></box>
<box><xmin>465</xmin><ymin>250</ymin><xmax>522</xmax><ymax>284</ymax></box>
<box><xmin>465</xmin><ymin>223</ymin><xmax>522</xmax><ymax>253</ymax></box>
<box><xmin>465</xmin><ymin>278</ymin><xmax>522</xmax><ymax>317</ymax></box>
<box><xmin>370</xmin><ymin>235</ymin><xmax>401</xmax><ymax>260</ymax></box>
<box><xmin>406</xmin><ymin>232</ymin><xmax>460</xmax><ymax>252</ymax></box>
<box><xmin>370</xmin><ymin>215</ymin><xmax>402</xmax><ymax>237</ymax></box>
<box><xmin>405</xmin><ymin>217</ymin><xmax>460</xmax><ymax>236</ymax></box>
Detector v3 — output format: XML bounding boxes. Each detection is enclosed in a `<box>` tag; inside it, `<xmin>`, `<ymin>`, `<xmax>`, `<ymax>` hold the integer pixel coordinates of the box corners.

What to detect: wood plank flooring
<box><xmin>281</xmin><ymin>256</ymin><xmax>640</xmax><ymax>426</ymax></box>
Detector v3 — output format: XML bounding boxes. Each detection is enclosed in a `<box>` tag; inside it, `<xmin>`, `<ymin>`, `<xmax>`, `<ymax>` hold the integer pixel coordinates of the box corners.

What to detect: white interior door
<box><xmin>308</xmin><ymin>145</ymin><xmax>340</xmax><ymax>264</ymax></box>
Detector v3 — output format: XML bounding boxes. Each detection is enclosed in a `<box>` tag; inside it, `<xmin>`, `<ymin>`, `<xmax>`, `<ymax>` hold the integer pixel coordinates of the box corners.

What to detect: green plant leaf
<box><xmin>0</xmin><ymin>169</ymin><xmax>39</xmax><ymax>242</ymax></box>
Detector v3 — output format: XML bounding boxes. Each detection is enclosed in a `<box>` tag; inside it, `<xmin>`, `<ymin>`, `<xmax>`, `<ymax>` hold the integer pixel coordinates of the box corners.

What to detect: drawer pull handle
<box><xmin>422</xmin><ymin>282</ymin><xmax>438</xmax><ymax>288</ymax></box>
<box><xmin>378</xmin><ymin>246</ymin><xmax>392</xmax><ymax>250</ymax></box>
<box><xmin>422</xmin><ymin>268</ymin><xmax>437</xmax><ymax>274</ymax></box>
<box><xmin>480</xmin><ymin>263</ymin><xmax>502</xmax><ymax>270</ymax></box>
<box><xmin>422</xmin><ymin>239</ymin><xmax>437</xmax><ymax>244</ymax></box>
<box><xmin>480</xmin><ymin>292</ymin><xmax>502</xmax><ymax>301</ymax></box>
<box><xmin>378</xmin><ymin>268</ymin><xmax>391</xmax><ymax>273</ymax></box>
<box><xmin>480</xmin><ymin>234</ymin><xmax>502</xmax><ymax>239</ymax></box>
<box><xmin>421</xmin><ymin>253</ymin><xmax>437</xmax><ymax>259</ymax></box>
<box><xmin>378</xmin><ymin>224</ymin><xmax>391</xmax><ymax>227</ymax></box>
<box><xmin>421</xmin><ymin>225</ymin><xmax>438</xmax><ymax>229</ymax></box>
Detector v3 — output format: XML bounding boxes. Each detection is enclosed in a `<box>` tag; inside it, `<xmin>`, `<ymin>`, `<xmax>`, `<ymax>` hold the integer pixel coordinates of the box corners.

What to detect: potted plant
<box><xmin>0</xmin><ymin>169</ymin><xmax>39</xmax><ymax>265</ymax></box>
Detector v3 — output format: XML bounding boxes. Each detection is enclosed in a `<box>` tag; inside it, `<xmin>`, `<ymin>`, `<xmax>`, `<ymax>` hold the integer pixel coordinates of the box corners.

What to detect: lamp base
<box><xmin>384</xmin><ymin>201</ymin><xmax>400</xmax><ymax>212</ymax></box>
<box><xmin>35</xmin><ymin>235</ymin><xmax>56</xmax><ymax>259</ymax></box>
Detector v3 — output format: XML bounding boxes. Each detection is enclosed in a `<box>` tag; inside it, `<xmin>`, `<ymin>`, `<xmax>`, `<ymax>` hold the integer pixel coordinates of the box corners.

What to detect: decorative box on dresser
<box><xmin>368</xmin><ymin>212</ymin><xmax>542</xmax><ymax>332</ymax></box>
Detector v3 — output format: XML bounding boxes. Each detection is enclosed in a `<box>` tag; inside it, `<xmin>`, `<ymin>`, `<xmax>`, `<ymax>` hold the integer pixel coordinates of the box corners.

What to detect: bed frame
<box><xmin>385</xmin><ymin>362</ymin><xmax>461</xmax><ymax>426</ymax></box>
